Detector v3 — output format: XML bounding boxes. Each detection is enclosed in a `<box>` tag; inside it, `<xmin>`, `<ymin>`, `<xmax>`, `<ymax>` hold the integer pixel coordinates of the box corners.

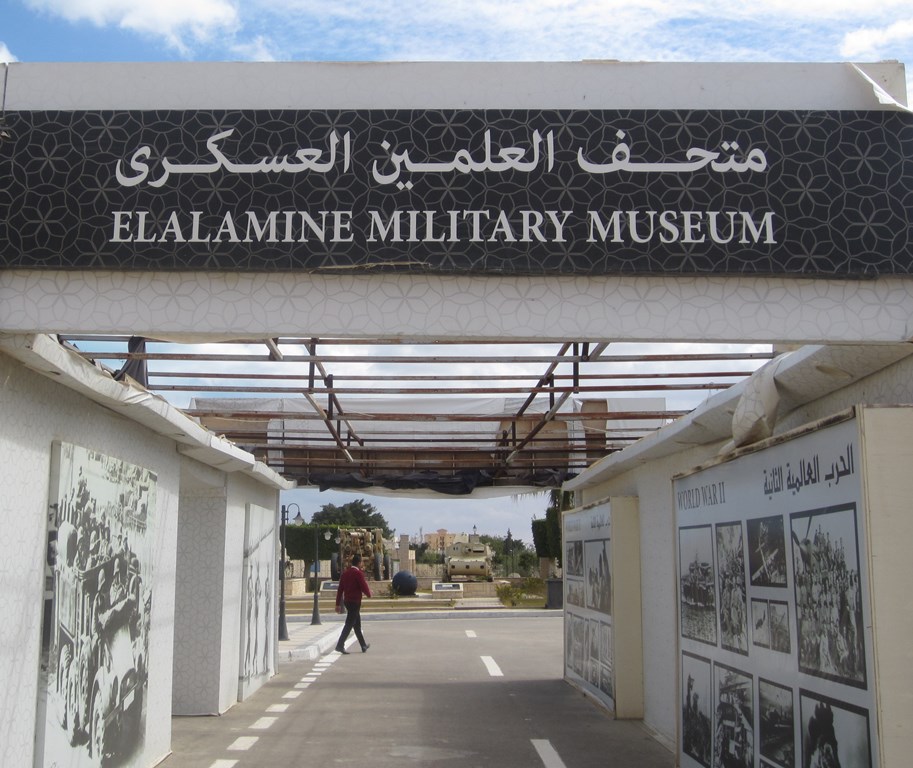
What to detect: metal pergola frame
<box><xmin>61</xmin><ymin>335</ymin><xmax>771</xmax><ymax>493</ymax></box>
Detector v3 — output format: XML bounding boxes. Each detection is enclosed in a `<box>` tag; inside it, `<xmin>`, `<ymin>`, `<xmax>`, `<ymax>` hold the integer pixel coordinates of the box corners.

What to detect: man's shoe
<box><xmin>361</xmin><ymin>644</ymin><xmax>370</xmax><ymax>653</ymax></box>
<box><xmin>336</xmin><ymin>647</ymin><xmax>349</xmax><ymax>655</ymax></box>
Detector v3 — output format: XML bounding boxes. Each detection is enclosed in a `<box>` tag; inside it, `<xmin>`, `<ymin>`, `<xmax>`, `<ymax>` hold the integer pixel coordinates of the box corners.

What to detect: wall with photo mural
<box><xmin>172</xmin><ymin>474</ymin><xmax>277</xmax><ymax>715</ymax></box>
<box><xmin>0</xmin><ymin>353</ymin><xmax>181</xmax><ymax>768</ymax></box>
<box><xmin>238</xmin><ymin>503</ymin><xmax>278</xmax><ymax>701</ymax></box>
<box><xmin>37</xmin><ymin>442</ymin><xmax>160</xmax><ymax>768</ymax></box>
<box><xmin>563</xmin><ymin>504</ymin><xmax>615</xmax><ymax>710</ymax></box>
<box><xmin>675</xmin><ymin>416</ymin><xmax>877</xmax><ymax>768</ymax></box>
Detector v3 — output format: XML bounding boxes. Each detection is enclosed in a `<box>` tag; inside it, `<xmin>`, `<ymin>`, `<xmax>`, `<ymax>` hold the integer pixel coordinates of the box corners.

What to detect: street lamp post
<box><xmin>311</xmin><ymin>526</ymin><xmax>333</xmax><ymax>625</ymax></box>
<box><xmin>279</xmin><ymin>502</ymin><xmax>304</xmax><ymax>641</ymax></box>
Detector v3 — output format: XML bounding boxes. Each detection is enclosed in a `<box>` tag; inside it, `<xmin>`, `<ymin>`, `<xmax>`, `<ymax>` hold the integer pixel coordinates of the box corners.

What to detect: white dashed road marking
<box><xmin>250</xmin><ymin>716</ymin><xmax>278</xmax><ymax>730</ymax></box>
<box><xmin>282</xmin><ymin>690</ymin><xmax>302</xmax><ymax>699</ymax></box>
<box><xmin>267</xmin><ymin>703</ymin><xmax>289</xmax><ymax>713</ymax></box>
<box><xmin>531</xmin><ymin>739</ymin><xmax>568</xmax><ymax>768</ymax></box>
<box><xmin>208</xmin><ymin>761</ymin><xmax>238</xmax><ymax>768</ymax></box>
<box><xmin>227</xmin><ymin>736</ymin><xmax>258</xmax><ymax>751</ymax></box>
<box><xmin>465</xmin><ymin>630</ymin><xmax>477</xmax><ymax>638</ymax></box>
<box><xmin>481</xmin><ymin>655</ymin><xmax>503</xmax><ymax>677</ymax></box>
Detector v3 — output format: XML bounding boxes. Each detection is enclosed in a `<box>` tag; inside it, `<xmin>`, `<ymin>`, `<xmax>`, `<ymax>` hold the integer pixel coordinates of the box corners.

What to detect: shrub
<box><xmin>496</xmin><ymin>583</ymin><xmax>523</xmax><ymax>606</ymax></box>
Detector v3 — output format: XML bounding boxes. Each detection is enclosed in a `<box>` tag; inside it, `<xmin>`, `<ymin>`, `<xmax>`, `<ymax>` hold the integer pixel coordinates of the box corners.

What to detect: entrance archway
<box><xmin>3</xmin><ymin>59</ymin><xmax>911</xmax><ymax>768</ymax></box>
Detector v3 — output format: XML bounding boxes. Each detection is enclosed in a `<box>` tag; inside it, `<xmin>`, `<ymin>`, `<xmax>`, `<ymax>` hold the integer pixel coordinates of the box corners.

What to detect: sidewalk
<box><xmin>277</xmin><ymin>616</ymin><xmax>343</xmax><ymax>662</ymax></box>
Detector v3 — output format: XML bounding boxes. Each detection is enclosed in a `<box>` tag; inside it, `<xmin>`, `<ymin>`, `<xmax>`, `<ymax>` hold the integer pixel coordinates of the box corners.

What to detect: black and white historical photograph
<box><xmin>239</xmin><ymin>504</ymin><xmax>276</xmax><ymax>698</ymax></box>
<box><xmin>752</xmin><ymin>599</ymin><xmax>770</xmax><ymax>649</ymax></box>
<box><xmin>752</xmin><ymin>600</ymin><xmax>790</xmax><ymax>653</ymax></box>
<box><xmin>791</xmin><ymin>504</ymin><xmax>867</xmax><ymax>688</ymax></box>
<box><xmin>679</xmin><ymin>525</ymin><xmax>717</xmax><ymax>646</ymax></box>
<box><xmin>599</xmin><ymin>662</ymin><xmax>614</xmax><ymax>702</ymax></box>
<box><xmin>584</xmin><ymin>538</ymin><xmax>611</xmax><ymax>616</ymax></box>
<box><xmin>563</xmin><ymin>506</ymin><xmax>616</xmax><ymax>714</ymax></box>
<box><xmin>566</xmin><ymin>540</ymin><xmax>583</xmax><ymax>577</ymax></box>
<box><xmin>597</xmin><ymin>620</ymin><xmax>614</xmax><ymax>700</ymax></box>
<box><xmin>767</xmin><ymin>601</ymin><xmax>791</xmax><ymax>654</ymax></box>
<box><xmin>800</xmin><ymin>691</ymin><xmax>872</xmax><ymax>768</ymax></box>
<box><xmin>681</xmin><ymin>652</ymin><xmax>712</xmax><ymax>768</ymax></box>
<box><xmin>566</xmin><ymin>578</ymin><xmax>584</xmax><ymax>608</ymax></box>
<box><xmin>747</xmin><ymin>515</ymin><xmax>788</xmax><ymax>588</ymax></box>
<box><xmin>568</xmin><ymin>614</ymin><xmax>586</xmax><ymax>678</ymax></box>
<box><xmin>759</xmin><ymin>679</ymin><xmax>794</xmax><ymax>768</ymax></box>
<box><xmin>585</xmin><ymin>618</ymin><xmax>600</xmax><ymax>688</ymax></box>
<box><xmin>36</xmin><ymin>441</ymin><xmax>157</xmax><ymax>768</ymax></box>
<box><xmin>713</xmin><ymin>664</ymin><xmax>754</xmax><ymax>768</ymax></box>
<box><xmin>716</xmin><ymin>522</ymin><xmax>749</xmax><ymax>655</ymax></box>
<box><xmin>566</xmin><ymin>614</ymin><xmax>585</xmax><ymax>679</ymax></box>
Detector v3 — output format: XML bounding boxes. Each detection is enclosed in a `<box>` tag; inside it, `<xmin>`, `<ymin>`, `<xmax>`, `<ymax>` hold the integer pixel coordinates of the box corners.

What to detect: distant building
<box><xmin>423</xmin><ymin>529</ymin><xmax>469</xmax><ymax>551</ymax></box>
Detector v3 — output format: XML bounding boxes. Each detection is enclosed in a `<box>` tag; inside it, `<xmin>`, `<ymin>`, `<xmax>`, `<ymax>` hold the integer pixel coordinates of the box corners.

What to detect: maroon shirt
<box><xmin>336</xmin><ymin>565</ymin><xmax>372</xmax><ymax>607</ymax></box>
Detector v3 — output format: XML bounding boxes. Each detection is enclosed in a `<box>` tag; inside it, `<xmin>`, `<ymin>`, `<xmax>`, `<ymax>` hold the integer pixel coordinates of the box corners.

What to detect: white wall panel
<box><xmin>172</xmin><ymin>489</ymin><xmax>228</xmax><ymax>715</ymax></box>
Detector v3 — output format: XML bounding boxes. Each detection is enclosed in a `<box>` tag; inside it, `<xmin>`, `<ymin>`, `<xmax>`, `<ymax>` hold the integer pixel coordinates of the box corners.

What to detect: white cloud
<box><xmin>16</xmin><ymin>0</ymin><xmax>913</xmax><ymax>82</ymax></box>
<box><xmin>25</xmin><ymin>0</ymin><xmax>239</xmax><ymax>53</ymax></box>
<box><xmin>230</xmin><ymin>34</ymin><xmax>279</xmax><ymax>62</ymax></box>
<box><xmin>244</xmin><ymin>0</ymin><xmax>913</xmax><ymax>103</ymax></box>
<box><xmin>0</xmin><ymin>42</ymin><xmax>18</xmax><ymax>62</ymax></box>
<box><xmin>840</xmin><ymin>19</ymin><xmax>913</xmax><ymax>58</ymax></box>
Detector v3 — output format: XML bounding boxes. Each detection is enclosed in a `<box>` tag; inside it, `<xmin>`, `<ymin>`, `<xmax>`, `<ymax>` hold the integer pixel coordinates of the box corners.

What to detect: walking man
<box><xmin>335</xmin><ymin>552</ymin><xmax>372</xmax><ymax>654</ymax></box>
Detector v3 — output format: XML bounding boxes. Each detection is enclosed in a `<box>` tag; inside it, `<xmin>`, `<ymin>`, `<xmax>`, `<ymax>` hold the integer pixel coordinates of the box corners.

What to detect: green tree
<box><xmin>481</xmin><ymin>532</ymin><xmax>535</xmax><ymax>576</ymax></box>
<box><xmin>517</xmin><ymin>548</ymin><xmax>537</xmax><ymax>574</ymax></box>
<box><xmin>531</xmin><ymin>518</ymin><xmax>549</xmax><ymax>557</ymax></box>
<box><xmin>311</xmin><ymin>499</ymin><xmax>393</xmax><ymax>538</ymax></box>
<box><xmin>414</xmin><ymin>541</ymin><xmax>442</xmax><ymax>565</ymax></box>
<box><xmin>285</xmin><ymin>524</ymin><xmax>339</xmax><ymax>562</ymax></box>
<box><xmin>541</xmin><ymin>488</ymin><xmax>572</xmax><ymax>567</ymax></box>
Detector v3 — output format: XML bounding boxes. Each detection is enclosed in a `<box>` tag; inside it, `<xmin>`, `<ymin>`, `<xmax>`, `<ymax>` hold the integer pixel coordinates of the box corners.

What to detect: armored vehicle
<box><xmin>444</xmin><ymin>539</ymin><xmax>493</xmax><ymax>582</ymax></box>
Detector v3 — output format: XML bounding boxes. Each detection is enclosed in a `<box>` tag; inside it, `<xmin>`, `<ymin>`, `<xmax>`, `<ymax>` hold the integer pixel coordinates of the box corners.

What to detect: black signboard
<box><xmin>1</xmin><ymin>109</ymin><xmax>911</xmax><ymax>276</ymax></box>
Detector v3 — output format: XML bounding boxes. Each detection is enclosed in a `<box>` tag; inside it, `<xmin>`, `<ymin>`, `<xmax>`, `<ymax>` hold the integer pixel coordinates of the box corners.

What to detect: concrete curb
<box><xmin>280</xmin><ymin>626</ymin><xmax>341</xmax><ymax>662</ymax></box>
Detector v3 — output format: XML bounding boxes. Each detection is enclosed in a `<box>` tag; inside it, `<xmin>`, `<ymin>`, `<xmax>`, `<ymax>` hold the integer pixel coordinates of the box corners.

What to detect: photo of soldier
<box><xmin>716</xmin><ymin>522</ymin><xmax>748</xmax><ymax>655</ymax></box>
<box><xmin>790</xmin><ymin>505</ymin><xmax>866</xmax><ymax>688</ymax></box>
<box><xmin>584</xmin><ymin>538</ymin><xmax>611</xmax><ymax>616</ymax></box>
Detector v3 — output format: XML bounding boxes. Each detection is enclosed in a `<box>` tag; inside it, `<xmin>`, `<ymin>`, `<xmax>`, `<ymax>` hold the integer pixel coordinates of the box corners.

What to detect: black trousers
<box><xmin>337</xmin><ymin>600</ymin><xmax>366</xmax><ymax>648</ymax></box>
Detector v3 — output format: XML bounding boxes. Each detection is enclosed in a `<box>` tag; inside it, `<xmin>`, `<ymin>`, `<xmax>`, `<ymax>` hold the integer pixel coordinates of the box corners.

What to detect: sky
<box><xmin>0</xmin><ymin>1</ymin><xmax>911</xmax><ymax>103</ymax></box>
<box><xmin>2</xmin><ymin>1</ymin><xmax>912</xmax><ymax>539</ymax></box>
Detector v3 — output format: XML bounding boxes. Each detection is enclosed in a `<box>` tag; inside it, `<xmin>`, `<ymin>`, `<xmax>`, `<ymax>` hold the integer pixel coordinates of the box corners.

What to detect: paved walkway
<box><xmin>277</xmin><ymin>616</ymin><xmax>342</xmax><ymax>661</ymax></box>
<box><xmin>169</xmin><ymin>613</ymin><xmax>674</xmax><ymax>768</ymax></box>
